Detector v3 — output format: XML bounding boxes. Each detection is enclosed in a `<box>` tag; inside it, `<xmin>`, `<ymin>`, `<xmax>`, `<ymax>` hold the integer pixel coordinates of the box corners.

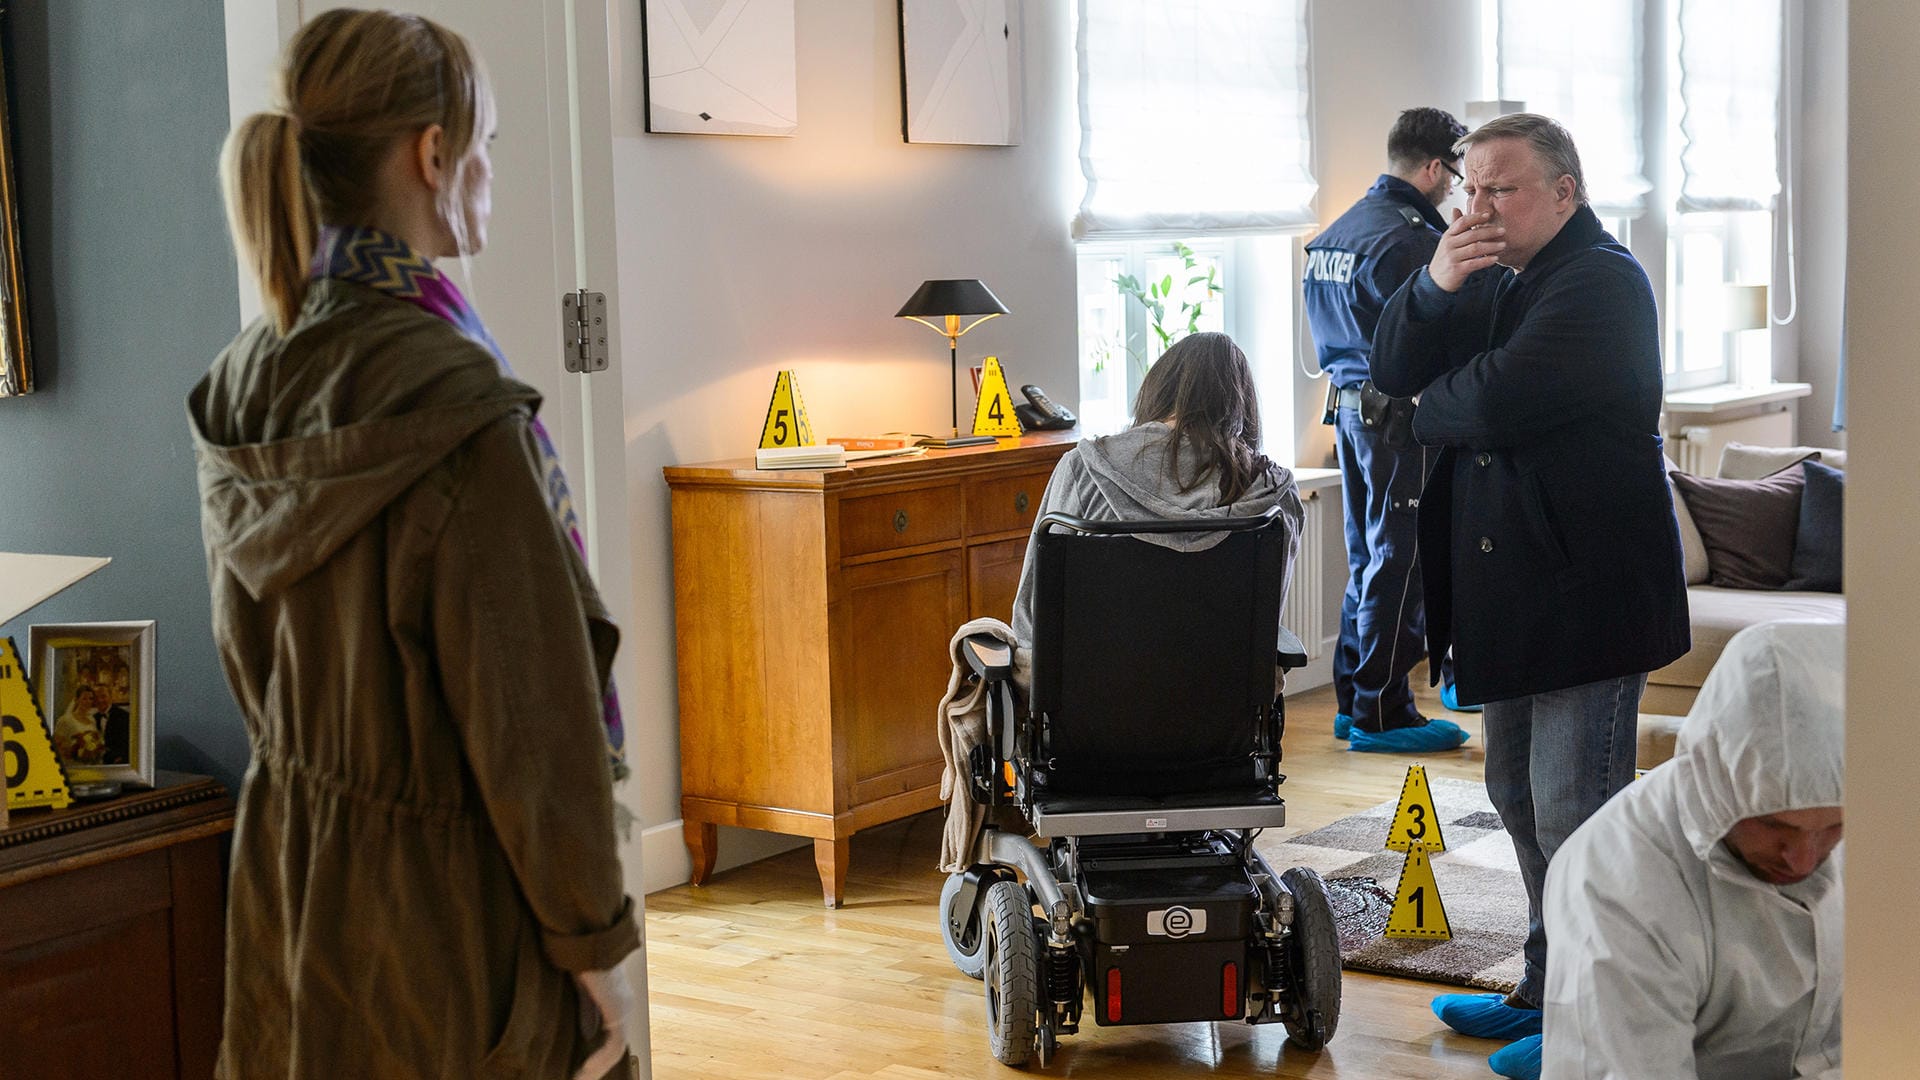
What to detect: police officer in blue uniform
<box><xmin>1304</xmin><ymin>107</ymin><xmax>1473</xmax><ymax>753</ymax></box>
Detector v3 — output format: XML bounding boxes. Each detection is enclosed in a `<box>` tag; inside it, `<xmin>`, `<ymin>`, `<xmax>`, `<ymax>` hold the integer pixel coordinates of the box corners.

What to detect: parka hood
<box><xmin>1671</xmin><ymin>620</ymin><xmax>1845</xmax><ymax>886</ymax></box>
<box><xmin>187</xmin><ymin>280</ymin><xmax>539</xmax><ymax>601</ymax></box>
<box><xmin>1074</xmin><ymin>421</ymin><xmax>1289</xmax><ymax>550</ymax></box>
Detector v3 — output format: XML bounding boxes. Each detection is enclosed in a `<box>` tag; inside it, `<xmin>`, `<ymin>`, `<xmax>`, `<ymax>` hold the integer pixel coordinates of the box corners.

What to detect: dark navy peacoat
<box><xmin>1371</xmin><ymin>206</ymin><xmax>1690</xmax><ymax>704</ymax></box>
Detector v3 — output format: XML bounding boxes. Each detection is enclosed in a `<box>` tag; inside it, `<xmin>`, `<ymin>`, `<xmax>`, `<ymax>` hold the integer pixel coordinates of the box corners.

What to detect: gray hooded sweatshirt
<box><xmin>1010</xmin><ymin>421</ymin><xmax>1303</xmax><ymax>647</ymax></box>
<box><xmin>1543</xmin><ymin>620</ymin><xmax>1844</xmax><ymax>1079</ymax></box>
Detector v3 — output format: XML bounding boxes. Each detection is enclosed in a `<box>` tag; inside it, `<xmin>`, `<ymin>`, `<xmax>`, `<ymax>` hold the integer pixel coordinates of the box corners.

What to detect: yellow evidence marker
<box><xmin>1384</xmin><ymin>762</ymin><xmax>1446</xmax><ymax>853</ymax></box>
<box><xmin>1383</xmin><ymin>847</ymin><xmax>1452</xmax><ymax>940</ymax></box>
<box><xmin>2</xmin><ymin>635</ymin><xmax>73</xmax><ymax>812</ymax></box>
<box><xmin>970</xmin><ymin>356</ymin><xmax>1022</xmax><ymax>437</ymax></box>
<box><xmin>758</xmin><ymin>370</ymin><xmax>817</xmax><ymax>449</ymax></box>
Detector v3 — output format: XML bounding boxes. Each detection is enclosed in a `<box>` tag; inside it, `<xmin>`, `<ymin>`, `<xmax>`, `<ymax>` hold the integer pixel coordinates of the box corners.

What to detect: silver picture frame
<box><xmin>29</xmin><ymin>621</ymin><xmax>156</xmax><ymax>789</ymax></box>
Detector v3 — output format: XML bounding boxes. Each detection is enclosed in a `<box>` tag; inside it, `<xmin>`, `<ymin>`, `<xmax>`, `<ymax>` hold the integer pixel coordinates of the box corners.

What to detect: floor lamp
<box><xmin>896</xmin><ymin>278</ymin><xmax>1009</xmax><ymax>448</ymax></box>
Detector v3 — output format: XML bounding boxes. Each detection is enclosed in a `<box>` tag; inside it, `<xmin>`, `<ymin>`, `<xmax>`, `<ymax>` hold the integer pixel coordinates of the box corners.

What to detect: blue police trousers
<box><xmin>1332</xmin><ymin>403</ymin><xmax>1440</xmax><ymax>732</ymax></box>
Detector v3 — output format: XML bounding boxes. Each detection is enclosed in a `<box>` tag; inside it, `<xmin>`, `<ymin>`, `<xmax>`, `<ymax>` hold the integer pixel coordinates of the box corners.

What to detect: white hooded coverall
<box><xmin>1541</xmin><ymin>620</ymin><xmax>1844</xmax><ymax>1079</ymax></box>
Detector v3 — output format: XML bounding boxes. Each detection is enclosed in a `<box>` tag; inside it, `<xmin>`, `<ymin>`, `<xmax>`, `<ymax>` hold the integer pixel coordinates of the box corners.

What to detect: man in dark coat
<box><xmin>1370</xmin><ymin>113</ymin><xmax>1690</xmax><ymax>1079</ymax></box>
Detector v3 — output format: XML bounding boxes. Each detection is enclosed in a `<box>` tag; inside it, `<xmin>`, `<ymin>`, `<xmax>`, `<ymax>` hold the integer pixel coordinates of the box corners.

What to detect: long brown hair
<box><xmin>1131</xmin><ymin>331</ymin><xmax>1267</xmax><ymax>504</ymax></box>
<box><xmin>219</xmin><ymin>9</ymin><xmax>492</xmax><ymax>333</ymax></box>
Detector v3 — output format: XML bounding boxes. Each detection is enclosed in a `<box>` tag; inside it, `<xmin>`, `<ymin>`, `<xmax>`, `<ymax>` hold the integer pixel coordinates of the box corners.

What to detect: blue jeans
<box><xmin>1482</xmin><ymin>673</ymin><xmax>1644</xmax><ymax>1007</ymax></box>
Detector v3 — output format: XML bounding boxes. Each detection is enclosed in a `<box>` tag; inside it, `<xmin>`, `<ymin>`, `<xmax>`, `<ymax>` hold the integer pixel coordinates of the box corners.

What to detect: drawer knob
<box><xmin>893</xmin><ymin>509</ymin><xmax>910</xmax><ymax>533</ymax></box>
<box><xmin>1015</xmin><ymin>491</ymin><xmax>1030</xmax><ymax>514</ymax></box>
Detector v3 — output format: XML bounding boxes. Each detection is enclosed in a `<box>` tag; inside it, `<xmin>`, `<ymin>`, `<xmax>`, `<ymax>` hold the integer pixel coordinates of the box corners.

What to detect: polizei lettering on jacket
<box><xmin>1306</xmin><ymin>248</ymin><xmax>1357</xmax><ymax>285</ymax></box>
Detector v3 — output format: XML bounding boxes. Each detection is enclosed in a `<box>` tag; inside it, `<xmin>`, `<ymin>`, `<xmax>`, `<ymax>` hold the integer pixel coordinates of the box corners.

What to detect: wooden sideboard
<box><xmin>666</xmin><ymin>432</ymin><xmax>1077</xmax><ymax>906</ymax></box>
<box><xmin>0</xmin><ymin>772</ymin><xmax>233</xmax><ymax>1079</ymax></box>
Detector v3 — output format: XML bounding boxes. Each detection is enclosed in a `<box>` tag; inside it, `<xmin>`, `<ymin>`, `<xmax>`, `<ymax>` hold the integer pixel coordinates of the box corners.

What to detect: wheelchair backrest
<box><xmin>1027</xmin><ymin>509</ymin><xmax>1289</xmax><ymax>795</ymax></box>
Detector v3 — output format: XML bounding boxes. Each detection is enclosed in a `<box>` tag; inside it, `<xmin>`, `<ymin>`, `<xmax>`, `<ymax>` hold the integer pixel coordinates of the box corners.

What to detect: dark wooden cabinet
<box><xmin>665</xmin><ymin>432</ymin><xmax>1075</xmax><ymax>906</ymax></box>
<box><xmin>0</xmin><ymin>774</ymin><xmax>233</xmax><ymax>1080</ymax></box>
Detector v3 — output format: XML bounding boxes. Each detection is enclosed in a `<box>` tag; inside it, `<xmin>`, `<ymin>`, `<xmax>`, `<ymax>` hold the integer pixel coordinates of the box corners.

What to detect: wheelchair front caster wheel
<box><xmin>983</xmin><ymin>880</ymin><xmax>1040</xmax><ymax>1066</ymax></box>
<box><xmin>1279</xmin><ymin>865</ymin><xmax>1343</xmax><ymax>1051</ymax></box>
<box><xmin>940</xmin><ymin>872</ymin><xmax>988</xmax><ymax>980</ymax></box>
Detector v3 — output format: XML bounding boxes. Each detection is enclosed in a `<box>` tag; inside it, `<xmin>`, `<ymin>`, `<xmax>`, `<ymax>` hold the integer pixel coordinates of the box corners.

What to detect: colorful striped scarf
<box><xmin>314</xmin><ymin>225</ymin><xmax>626</xmax><ymax>777</ymax></box>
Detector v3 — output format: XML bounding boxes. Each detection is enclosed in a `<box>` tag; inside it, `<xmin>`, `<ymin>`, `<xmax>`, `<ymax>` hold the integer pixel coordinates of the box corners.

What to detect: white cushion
<box><xmin>1664</xmin><ymin>453</ymin><xmax>1710</xmax><ymax>585</ymax></box>
<box><xmin>1717</xmin><ymin>441</ymin><xmax>1846</xmax><ymax>480</ymax></box>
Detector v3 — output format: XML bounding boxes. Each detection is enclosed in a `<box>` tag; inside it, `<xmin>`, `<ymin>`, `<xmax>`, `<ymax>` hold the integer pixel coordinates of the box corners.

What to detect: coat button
<box><xmin>1476</xmin><ymin>452</ymin><xmax>1491</xmax><ymax>466</ymax></box>
<box><xmin>1480</xmin><ymin>537</ymin><xmax>1494</xmax><ymax>553</ymax></box>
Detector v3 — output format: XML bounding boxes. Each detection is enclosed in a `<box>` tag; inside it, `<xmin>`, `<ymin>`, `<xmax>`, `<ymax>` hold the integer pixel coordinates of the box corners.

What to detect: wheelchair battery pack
<box><xmin>1079</xmin><ymin>855</ymin><xmax>1256</xmax><ymax>1025</ymax></box>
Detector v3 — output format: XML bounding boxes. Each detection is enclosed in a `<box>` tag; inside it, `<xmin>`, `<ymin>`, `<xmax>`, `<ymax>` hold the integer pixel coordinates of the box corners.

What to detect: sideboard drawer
<box><xmin>967</xmin><ymin>469</ymin><xmax>1054</xmax><ymax>537</ymax></box>
<box><xmin>838</xmin><ymin>486</ymin><xmax>964</xmax><ymax>557</ymax></box>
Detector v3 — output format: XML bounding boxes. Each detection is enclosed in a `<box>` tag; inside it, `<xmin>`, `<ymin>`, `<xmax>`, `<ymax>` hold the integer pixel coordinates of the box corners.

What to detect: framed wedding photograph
<box><xmin>28</xmin><ymin>621</ymin><xmax>155</xmax><ymax>788</ymax></box>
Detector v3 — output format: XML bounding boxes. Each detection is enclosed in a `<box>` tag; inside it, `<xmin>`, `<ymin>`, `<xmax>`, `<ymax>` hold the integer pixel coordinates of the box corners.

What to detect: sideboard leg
<box><xmin>814</xmin><ymin>836</ymin><xmax>850</xmax><ymax>908</ymax></box>
<box><xmin>684</xmin><ymin>819</ymin><xmax>718</xmax><ymax>885</ymax></box>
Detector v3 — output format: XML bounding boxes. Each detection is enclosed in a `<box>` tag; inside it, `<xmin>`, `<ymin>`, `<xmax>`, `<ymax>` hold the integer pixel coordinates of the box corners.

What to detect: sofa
<box><xmin>1636</xmin><ymin>441</ymin><xmax>1847</xmax><ymax>766</ymax></box>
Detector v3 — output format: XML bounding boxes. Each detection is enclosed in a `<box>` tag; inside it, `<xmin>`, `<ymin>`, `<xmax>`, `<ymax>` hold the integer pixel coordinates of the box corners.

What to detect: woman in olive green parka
<box><xmin>192</xmin><ymin>11</ymin><xmax>637</xmax><ymax>1078</ymax></box>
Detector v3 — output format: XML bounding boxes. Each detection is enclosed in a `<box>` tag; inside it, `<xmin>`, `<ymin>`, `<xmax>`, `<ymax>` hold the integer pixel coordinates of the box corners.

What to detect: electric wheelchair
<box><xmin>940</xmin><ymin>507</ymin><xmax>1342</xmax><ymax>1067</ymax></box>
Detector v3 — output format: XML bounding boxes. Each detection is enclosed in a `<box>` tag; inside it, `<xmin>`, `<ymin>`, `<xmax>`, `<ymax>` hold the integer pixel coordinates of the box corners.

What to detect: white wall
<box><xmin>1844</xmin><ymin>2</ymin><xmax>1920</xmax><ymax>1067</ymax></box>
<box><xmin>607</xmin><ymin>0</ymin><xmax>1079</xmax><ymax>888</ymax></box>
<box><xmin>1296</xmin><ymin>0</ymin><xmax>1483</xmax><ymax>467</ymax></box>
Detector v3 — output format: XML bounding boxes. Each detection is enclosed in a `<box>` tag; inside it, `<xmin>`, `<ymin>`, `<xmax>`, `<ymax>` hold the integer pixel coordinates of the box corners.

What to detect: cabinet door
<box><xmin>838</xmin><ymin>550</ymin><xmax>966</xmax><ymax>809</ymax></box>
<box><xmin>968</xmin><ymin>537</ymin><xmax>1030</xmax><ymax>624</ymax></box>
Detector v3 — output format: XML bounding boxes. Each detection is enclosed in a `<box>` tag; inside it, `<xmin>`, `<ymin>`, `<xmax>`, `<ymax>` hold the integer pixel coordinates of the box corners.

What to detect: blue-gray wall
<box><xmin>1</xmin><ymin>0</ymin><xmax>248</xmax><ymax>789</ymax></box>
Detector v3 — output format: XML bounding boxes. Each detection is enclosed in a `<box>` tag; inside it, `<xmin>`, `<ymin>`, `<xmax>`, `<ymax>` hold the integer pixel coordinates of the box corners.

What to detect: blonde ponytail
<box><xmin>217</xmin><ymin>10</ymin><xmax>491</xmax><ymax>335</ymax></box>
<box><xmin>221</xmin><ymin>111</ymin><xmax>316</xmax><ymax>334</ymax></box>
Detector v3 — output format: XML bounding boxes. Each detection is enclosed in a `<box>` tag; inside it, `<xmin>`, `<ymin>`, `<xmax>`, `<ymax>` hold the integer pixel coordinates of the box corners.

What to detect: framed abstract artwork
<box><xmin>1</xmin><ymin>27</ymin><xmax>32</xmax><ymax>396</ymax></box>
<box><xmin>898</xmin><ymin>0</ymin><xmax>1021</xmax><ymax>146</ymax></box>
<box><xmin>642</xmin><ymin>0</ymin><xmax>798</xmax><ymax>136</ymax></box>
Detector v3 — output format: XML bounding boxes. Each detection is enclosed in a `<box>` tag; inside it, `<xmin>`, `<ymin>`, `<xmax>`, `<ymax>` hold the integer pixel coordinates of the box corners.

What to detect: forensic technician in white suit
<box><xmin>1537</xmin><ymin>620</ymin><xmax>1844</xmax><ymax>1079</ymax></box>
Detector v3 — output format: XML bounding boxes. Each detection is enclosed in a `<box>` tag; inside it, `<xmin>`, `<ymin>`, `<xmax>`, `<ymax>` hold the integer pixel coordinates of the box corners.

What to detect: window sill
<box><xmin>1663</xmin><ymin>381</ymin><xmax>1811</xmax><ymax>417</ymax></box>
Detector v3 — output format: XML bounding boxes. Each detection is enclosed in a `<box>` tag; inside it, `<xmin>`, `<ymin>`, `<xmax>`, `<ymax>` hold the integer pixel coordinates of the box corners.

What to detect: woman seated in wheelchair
<box><xmin>1011</xmin><ymin>330</ymin><xmax>1304</xmax><ymax>650</ymax></box>
<box><xmin>947</xmin><ymin>332</ymin><xmax>1342</xmax><ymax>1067</ymax></box>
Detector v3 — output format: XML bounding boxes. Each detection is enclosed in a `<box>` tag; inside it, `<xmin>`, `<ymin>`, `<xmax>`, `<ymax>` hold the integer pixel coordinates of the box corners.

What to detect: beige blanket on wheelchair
<box><xmin>936</xmin><ymin>617</ymin><xmax>1031</xmax><ymax>873</ymax></box>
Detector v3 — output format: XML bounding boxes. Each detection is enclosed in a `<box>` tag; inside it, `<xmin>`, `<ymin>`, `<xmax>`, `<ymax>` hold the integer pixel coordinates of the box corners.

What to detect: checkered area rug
<box><xmin>1255</xmin><ymin>775</ymin><xmax>1526</xmax><ymax>994</ymax></box>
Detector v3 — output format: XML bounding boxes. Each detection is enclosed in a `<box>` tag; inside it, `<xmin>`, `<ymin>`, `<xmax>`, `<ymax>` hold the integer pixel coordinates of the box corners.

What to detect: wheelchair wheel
<box><xmin>1280</xmin><ymin>866</ymin><xmax>1343</xmax><ymax>1051</ymax></box>
<box><xmin>982</xmin><ymin>880</ymin><xmax>1040</xmax><ymax>1066</ymax></box>
<box><xmin>940</xmin><ymin>872</ymin><xmax>988</xmax><ymax>979</ymax></box>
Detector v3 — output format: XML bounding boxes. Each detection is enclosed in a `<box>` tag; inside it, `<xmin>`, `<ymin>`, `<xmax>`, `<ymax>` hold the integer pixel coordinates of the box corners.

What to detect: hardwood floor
<box><xmin>643</xmin><ymin>677</ymin><xmax>1512</xmax><ymax>1078</ymax></box>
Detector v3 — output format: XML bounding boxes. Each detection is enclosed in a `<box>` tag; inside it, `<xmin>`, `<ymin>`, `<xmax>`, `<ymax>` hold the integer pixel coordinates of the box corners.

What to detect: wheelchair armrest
<box><xmin>1276</xmin><ymin>625</ymin><xmax>1309</xmax><ymax>671</ymax></box>
<box><xmin>961</xmin><ymin>633</ymin><xmax>1015</xmax><ymax>681</ymax></box>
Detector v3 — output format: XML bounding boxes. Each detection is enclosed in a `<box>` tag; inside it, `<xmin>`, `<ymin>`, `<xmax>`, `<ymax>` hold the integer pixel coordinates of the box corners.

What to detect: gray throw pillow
<box><xmin>1670</xmin><ymin>468</ymin><xmax>1806</xmax><ymax>589</ymax></box>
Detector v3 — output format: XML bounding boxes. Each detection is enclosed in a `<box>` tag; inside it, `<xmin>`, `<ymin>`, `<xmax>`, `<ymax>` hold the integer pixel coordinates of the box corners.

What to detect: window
<box><xmin>1071</xmin><ymin>1</ymin><xmax>1314</xmax><ymax>452</ymax></box>
<box><xmin>1492</xmin><ymin>0</ymin><xmax>1786</xmax><ymax>391</ymax></box>
<box><xmin>1075</xmin><ymin>239</ymin><xmax>1231</xmax><ymax>435</ymax></box>
<box><xmin>1668</xmin><ymin>211</ymin><xmax>1773</xmax><ymax>389</ymax></box>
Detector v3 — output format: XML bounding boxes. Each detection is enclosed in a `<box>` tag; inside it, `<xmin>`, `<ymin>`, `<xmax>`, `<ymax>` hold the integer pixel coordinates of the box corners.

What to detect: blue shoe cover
<box><xmin>1334</xmin><ymin>713</ymin><xmax>1353</xmax><ymax>740</ymax></box>
<box><xmin>1431</xmin><ymin>993</ymin><xmax>1542</xmax><ymax>1040</ymax></box>
<box><xmin>1488</xmin><ymin>1035</ymin><xmax>1543</xmax><ymax>1080</ymax></box>
<box><xmin>1440</xmin><ymin>683</ymin><xmax>1484</xmax><ymax>712</ymax></box>
<box><xmin>1349</xmin><ymin>719</ymin><xmax>1471</xmax><ymax>754</ymax></box>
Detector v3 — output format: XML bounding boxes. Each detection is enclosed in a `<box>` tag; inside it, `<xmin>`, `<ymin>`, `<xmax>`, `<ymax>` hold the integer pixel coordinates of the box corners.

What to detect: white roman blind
<box><xmin>1073</xmin><ymin>0</ymin><xmax>1315</xmax><ymax>239</ymax></box>
<box><xmin>1497</xmin><ymin>0</ymin><xmax>1651</xmax><ymax>216</ymax></box>
<box><xmin>1676</xmin><ymin>0</ymin><xmax>1782</xmax><ymax>211</ymax></box>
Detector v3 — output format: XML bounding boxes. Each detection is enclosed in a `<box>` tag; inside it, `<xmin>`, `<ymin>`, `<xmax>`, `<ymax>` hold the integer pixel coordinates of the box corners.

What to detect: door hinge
<box><xmin>562</xmin><ymin>289</ymin><xmax>609</xmax><ymax>373</ymax></box>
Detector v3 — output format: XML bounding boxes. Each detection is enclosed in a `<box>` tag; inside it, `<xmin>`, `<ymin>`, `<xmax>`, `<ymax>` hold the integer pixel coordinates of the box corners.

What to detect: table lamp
<box><xmin>896</xmin><ymin>279</ymin><xmax>1009</xmax><ymax>448</ymax></box>
<box><xmin>1723</xmin><ymin>283</ymin><xmax>1770</xmax><ymax>387</ymax></box>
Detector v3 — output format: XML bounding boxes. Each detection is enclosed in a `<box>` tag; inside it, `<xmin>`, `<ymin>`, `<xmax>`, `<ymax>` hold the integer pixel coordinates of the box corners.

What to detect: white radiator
<box><xmin>1672</xmin><ymin>409</ymin><xmax>1796</xmax><ymax>475</ymax></box>
<box><xmin>1281</xmin><ymin>487</ymin><xmax>1326</xmax><ymax>663</ymax></box>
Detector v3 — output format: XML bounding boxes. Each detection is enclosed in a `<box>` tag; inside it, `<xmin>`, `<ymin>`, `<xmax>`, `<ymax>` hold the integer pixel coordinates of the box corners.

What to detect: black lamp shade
<box><xmin>895</xmin><ymin>279</ymin><xmax>1010</xmax><ymax>318</ymax></box>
